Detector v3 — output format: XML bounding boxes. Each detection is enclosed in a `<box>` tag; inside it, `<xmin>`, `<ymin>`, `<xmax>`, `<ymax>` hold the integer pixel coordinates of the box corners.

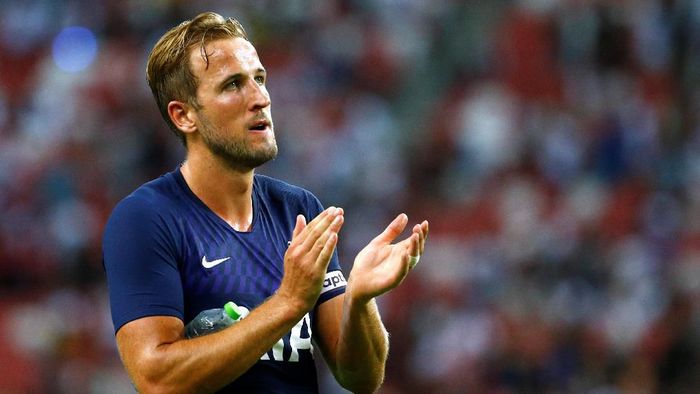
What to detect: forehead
<box><xmin>189</xmin><ymin>37</ymin><xmax>262</xmax><ymax>80</ymax></box>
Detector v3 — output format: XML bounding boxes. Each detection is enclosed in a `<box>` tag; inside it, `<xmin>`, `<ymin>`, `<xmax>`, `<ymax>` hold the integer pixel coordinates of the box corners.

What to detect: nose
<box><xmin>248</xmin><ymin>80</ymin><xmax>271</xmax><ymax>111</ymax></box>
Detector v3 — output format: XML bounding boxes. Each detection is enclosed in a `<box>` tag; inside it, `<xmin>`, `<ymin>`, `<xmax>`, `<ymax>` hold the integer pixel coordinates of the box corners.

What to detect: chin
<box><xmin>223</xmin><ymin>146</ymin><xmax>278</xmax><ymax>170</ymax></box>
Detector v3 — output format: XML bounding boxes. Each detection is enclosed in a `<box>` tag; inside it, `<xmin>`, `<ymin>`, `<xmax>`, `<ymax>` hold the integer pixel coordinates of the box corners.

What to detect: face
<box><xmin>188</xmin><ymin>37</ymin><xmax>277</xmax><ymax>170</ymax></box>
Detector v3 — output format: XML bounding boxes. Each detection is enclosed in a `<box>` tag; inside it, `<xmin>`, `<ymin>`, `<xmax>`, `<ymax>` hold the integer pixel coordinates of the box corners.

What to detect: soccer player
<box><xmin>102</xmin><ymin>11</ymin><xmax>428</xmax><ymax>393</ymax></box>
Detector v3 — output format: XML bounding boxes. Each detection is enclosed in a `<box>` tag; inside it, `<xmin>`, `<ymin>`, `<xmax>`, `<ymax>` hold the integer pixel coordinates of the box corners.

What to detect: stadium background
<box><xmin>1</xmin><ymin>0</ymin><xmax>700</xmax><ymax>392</ymax></box>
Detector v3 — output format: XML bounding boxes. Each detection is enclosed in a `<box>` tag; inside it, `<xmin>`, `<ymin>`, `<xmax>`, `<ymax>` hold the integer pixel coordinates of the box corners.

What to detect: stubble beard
<box><xmin>199</xmin><ymin>114</ymin><xmax>278</xmax><ymax>171</ymax></box>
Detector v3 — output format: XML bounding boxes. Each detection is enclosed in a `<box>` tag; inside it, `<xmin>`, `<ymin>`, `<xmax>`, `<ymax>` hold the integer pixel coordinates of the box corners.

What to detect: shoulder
<box><xmin>105</xmin><ymin>171</ymin><xmax>181</xmax><ymax>232</ymax></box>
<box><xmin>103</xmin><ymin>172</ymin><xmax>186</xmax><ymax>269</ymax></box>
<box><xmin>253</xmin><ymin>174</ymin><xmax>327</xmax><ymax>219</ymax></box>
<box><xmin>254</xmin><ymin>173</ymin><xmax>319</xmax><ymax>205</ymax></box>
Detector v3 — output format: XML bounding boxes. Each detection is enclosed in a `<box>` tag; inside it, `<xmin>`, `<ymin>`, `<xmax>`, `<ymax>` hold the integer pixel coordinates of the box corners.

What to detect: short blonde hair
<box><xmin>146</xmin><ymin>12</ymin><xmax>249</xmax><ymax>145</ymax></box>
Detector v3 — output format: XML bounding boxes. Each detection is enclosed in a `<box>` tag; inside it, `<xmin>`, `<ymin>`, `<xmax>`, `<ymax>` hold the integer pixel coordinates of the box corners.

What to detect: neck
<box><xmin>180</xmin><ymin>148</ymin><xmax>255</xmax><ymax>232</ymax></box>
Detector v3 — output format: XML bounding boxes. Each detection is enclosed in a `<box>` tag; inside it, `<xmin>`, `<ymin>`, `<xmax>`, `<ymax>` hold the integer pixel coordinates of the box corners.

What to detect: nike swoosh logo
<box><xmin>201</xmin><ymin>256</ymin><xmax>231</xmax><ymax>269</ymax></box>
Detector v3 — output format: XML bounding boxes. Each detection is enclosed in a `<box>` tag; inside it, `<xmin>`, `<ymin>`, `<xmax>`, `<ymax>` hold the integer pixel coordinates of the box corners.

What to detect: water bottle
<box><xmin>184</xmin><ymin>301</ymin><xmax>243</xmax><ymax>338</ymax></box>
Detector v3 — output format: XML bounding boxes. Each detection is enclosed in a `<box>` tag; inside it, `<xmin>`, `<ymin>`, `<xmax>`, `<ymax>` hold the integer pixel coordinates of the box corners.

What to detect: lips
<box><xmin>248</xmin><ymin>118</ymin><xmax>271</xmax><ymax>131</ymax></box>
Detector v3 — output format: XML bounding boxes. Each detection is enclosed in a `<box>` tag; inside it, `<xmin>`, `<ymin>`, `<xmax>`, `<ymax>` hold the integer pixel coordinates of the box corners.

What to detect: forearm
<box><xmin>120</xmin><ymin>294</ymin><xmax>305</xmax><ymax>393</ymax></box>
<box><xmin>334</xmin><ymin>296</ymin><xmax>389</xmax><ymax>393</ymax></box>
<box><xmin>325</xmin><ymin>214</ymin><xmax>427</xmax><ymax>392</ymax></box>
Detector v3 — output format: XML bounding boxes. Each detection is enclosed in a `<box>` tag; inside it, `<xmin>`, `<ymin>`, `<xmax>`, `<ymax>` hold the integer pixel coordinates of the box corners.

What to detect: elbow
<box><xmin>127</xmin><ymin>352</ymin><xmax>206</xmax><ymax>394</ymax></box>
<box><xmin>132</xmin><ymin>379</ymin><xmax>173</xmax><ymax>394</ymax></box>
<box><xmin>131</xmin><ymin>369</ymin><xmax>206</xmax><ymax>394</ymax></box>
<box><xmin>129</xmin><ymin>363</ymin><xmax>180</xmax><ymax>394</ymax></box>
<box><xmin>339</xmin><ymin>378</ymin><xmax>384</xmax><ymax>394</ymax></box>
<box><xmin>336</xmin><ymin>367</ymin><xmax>385</xmax><ymax>394</ymax></box>
<box><xmin>130</xmin><ymin>373</ymin><xmax>170</xmax><ymax>394</ymax></box>
<box><xmin>132</xmin><ymin>373</ymin><xmax>213</xmax><ymax>394</ymax></box>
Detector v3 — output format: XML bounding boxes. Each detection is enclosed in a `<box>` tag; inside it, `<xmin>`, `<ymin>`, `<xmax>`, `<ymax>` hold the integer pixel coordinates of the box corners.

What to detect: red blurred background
<box><xmin>1</xmin><ymin>1</ymin><xmax>699</xmax><ymax>392</ymax></box>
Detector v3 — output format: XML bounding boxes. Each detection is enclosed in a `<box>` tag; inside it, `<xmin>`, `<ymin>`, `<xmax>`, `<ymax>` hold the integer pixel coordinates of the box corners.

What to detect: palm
<box><xmin>347</xmin><ymin>214</ymin><xmax>427</xmax><ymax>302</ymax></box>
<box><xmin>351</xmin><ymin>241</ymin><xmax>410</xmax><ymax>299</ymax></box>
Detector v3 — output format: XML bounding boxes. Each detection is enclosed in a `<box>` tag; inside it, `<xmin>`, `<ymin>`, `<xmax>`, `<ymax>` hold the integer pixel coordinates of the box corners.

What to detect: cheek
<box><xmin>213</xmin><ymin>99</ymin><xmax>246</xmax><ymax>119</ymax></box>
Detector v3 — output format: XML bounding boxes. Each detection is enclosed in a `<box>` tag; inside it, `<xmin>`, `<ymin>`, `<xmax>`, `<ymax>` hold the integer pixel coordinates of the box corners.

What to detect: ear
<box><xmin>167</xmin><ymin>100</ymin><xmax>198</xmax><ymax>134</ymax></box>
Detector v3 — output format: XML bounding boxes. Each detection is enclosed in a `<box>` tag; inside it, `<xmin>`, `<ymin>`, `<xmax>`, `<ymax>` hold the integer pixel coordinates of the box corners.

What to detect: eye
<box><xmin>226</xmin><ymin>79</ymin><xmax>240</xmax><ymax>90</ymax></box>
<box><xmin>254</xmin><ymin>75</ymin><xmax>265</xmax><ymax>85</ymax></box>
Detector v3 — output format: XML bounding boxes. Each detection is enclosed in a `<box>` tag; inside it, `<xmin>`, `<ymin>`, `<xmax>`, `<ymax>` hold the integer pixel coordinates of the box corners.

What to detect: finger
<box><xmin>420</xmin><ymin>220</ymin><xmax>429</xmax><ymax>255</ymax></box>
<box><xmin>305</xmin><ymin>207</ymin><xmax>333</xmax><ymax>230</ymax></box>
<box><xmin>296</xmin><ymin>207</ymin><xmax>337</xmax><ymax>246</ymax></box>
<box><xmin>412</xmin><ymin>223</ymin><xmax>422</xmax><ymax>243</ymax></box>
<box><xmin>302</xmin><ymin>207</ymin><xmax>343</xmax><ymax>250</ymax></box>
<box><xmin>371</xmin><ymin>213</ymin><xmax>408</xmax><ymax>246</ymax></box>
<box><xmin>308</xmin><ymin>214</ymin><xmax>343</xmax><ymax>262</ymax></box>
<box><xmin>416</xmin><ymin>224</ymin><xmax>425</xmax><ymax>256</ymax></box>
<box><xmin>403</xmin><ymin>242</ymin><xmax>415</xmax><ymax>273</ymax></box>
<box><xmin>409</xmin><ymin>232</ymin><xmax>420</xmax><ymax>257</ymax></box>
<box><xmin>407</xmin><ymin>235</ymin><xmax>422</xmax><ymax>269</ymax></box>
<box><xmin>412</xmin><ymin>222</ymin><xmax>426</xmax><ymax>256</ymax></box>
<box><xmin>411</xmin><ymin>220</ymin><xmax>429</xmax><ymax>256</ymax></box>
<box><xmin>307</xmin><ymin>215</ymin><xmax>342</xmax><ymax>270</ymax></box>
<box><xmin>316</xmin><ymin>232</ymin><xmax>338</xmax><ymax>270</ymax></box>
<box><xmin>330</xmin><ymin>211</ymin><xmax>344</xmax><ymax>233</ymax></box>
<box><xmin>322</xmin><ymin>213</ymin><xmax>344</xmax><ymax>241</ymax></box>
<box><xmin>292</xmin><ymin>214</ymin><xmax>307</xmax><ymax>239</ymax></box>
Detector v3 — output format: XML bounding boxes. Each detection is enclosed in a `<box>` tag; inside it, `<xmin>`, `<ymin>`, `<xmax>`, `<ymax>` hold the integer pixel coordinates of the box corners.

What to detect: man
<box><xmin>103</xmin><ymin>12</ymin><xmax>428</xmax><ymax>393</ymax></box>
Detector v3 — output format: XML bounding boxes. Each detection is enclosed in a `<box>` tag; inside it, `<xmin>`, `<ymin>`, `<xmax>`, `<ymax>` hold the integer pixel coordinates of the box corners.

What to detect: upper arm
<box><xmin>103</xmin><ymin>197</ymin><xmax>184</xmax><ymax>332</ymax></box>
<box><xmin>115</xmin><ymin>316</ymin><xmax>184</xmax><ymax>389</ymax></box>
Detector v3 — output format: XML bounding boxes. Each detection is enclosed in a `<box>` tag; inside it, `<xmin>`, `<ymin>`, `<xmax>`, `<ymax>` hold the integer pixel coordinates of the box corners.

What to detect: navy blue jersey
<box><xmin>103</xmin><ymin>168</ymin><xmax>346</xmax><ymax>393</ymax></box>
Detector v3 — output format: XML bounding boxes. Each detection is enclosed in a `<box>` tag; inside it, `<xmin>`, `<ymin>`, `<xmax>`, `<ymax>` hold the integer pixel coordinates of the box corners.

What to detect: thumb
<box><xmin>371</xmin><ymin>213</ymin><xmax>408</xmax><ymax>246</ymax></box>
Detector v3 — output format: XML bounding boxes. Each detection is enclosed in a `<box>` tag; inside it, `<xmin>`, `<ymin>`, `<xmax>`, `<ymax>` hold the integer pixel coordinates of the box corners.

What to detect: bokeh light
<box><xmin>51</xmin><ymin>26</ymin><xmax>98</xmax><ymax>72</ymax></box>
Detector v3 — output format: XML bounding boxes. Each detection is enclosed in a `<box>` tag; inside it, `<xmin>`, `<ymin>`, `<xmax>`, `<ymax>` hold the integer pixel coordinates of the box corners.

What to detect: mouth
<box><xmin>248</xmin><ymin>118</ymin><xmax>271</xmax><ymax>132</ymax></box>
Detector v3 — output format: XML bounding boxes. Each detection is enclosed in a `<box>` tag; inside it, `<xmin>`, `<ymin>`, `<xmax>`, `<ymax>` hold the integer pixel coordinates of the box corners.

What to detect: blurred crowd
<box><xmin>2</xmin><ymin>0</ymin><xmax>700</xmax><ymax>392</ymax></box>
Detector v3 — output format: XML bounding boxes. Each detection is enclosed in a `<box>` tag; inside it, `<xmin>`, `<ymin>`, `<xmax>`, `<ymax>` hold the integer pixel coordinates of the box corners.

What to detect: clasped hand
<box><xmin>280</xmin><ymin>207</ymin><xmax>429</xmax><ymax>310</ymax></box>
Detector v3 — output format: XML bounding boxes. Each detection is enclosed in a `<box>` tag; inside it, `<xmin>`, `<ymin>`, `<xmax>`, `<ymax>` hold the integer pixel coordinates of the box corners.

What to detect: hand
<box><xmin>347</xmin><ymin>214</ymin><xmax>429</xmax><ymax>303</ymax></box>
<box><xmin>277</xmin><ymin>207</ymin><xmax>345</xmax><ymax>314</ymax></box>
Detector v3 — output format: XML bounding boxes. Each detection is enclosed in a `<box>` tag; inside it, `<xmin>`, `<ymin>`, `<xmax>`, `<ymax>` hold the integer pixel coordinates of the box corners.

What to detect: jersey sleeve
<box><xmin>102</xmin><ymin>195</ymin><xmax>184</xmax><ymax>333</ymax></box>
<box><xmin>303</xmin><ymin>193</ymin><xmax>346</xmax><ymax>305</ymax></box>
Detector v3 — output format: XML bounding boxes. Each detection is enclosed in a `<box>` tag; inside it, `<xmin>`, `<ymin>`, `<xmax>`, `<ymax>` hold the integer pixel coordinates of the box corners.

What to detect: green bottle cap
<box><xmin>224</xmin><ymin>301</ymin><xmax>241</xmax><ymax>320</ymax></box>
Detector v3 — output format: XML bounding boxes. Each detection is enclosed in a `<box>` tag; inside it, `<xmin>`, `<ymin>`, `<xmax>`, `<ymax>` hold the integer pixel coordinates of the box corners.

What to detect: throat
<box><xmin>218</xmin><ymin>200</ymin><xmax>254</xmax><ymax>232</ymax></box>
<box><xmin>180</xmin><ymin>160</ymin><xmax>256</xmax><ymax>232</ymax></box>
<box><xmin>227</xmin><ymin>215</ymin><xmax>253</xmax><ymax>232</ymax></box>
